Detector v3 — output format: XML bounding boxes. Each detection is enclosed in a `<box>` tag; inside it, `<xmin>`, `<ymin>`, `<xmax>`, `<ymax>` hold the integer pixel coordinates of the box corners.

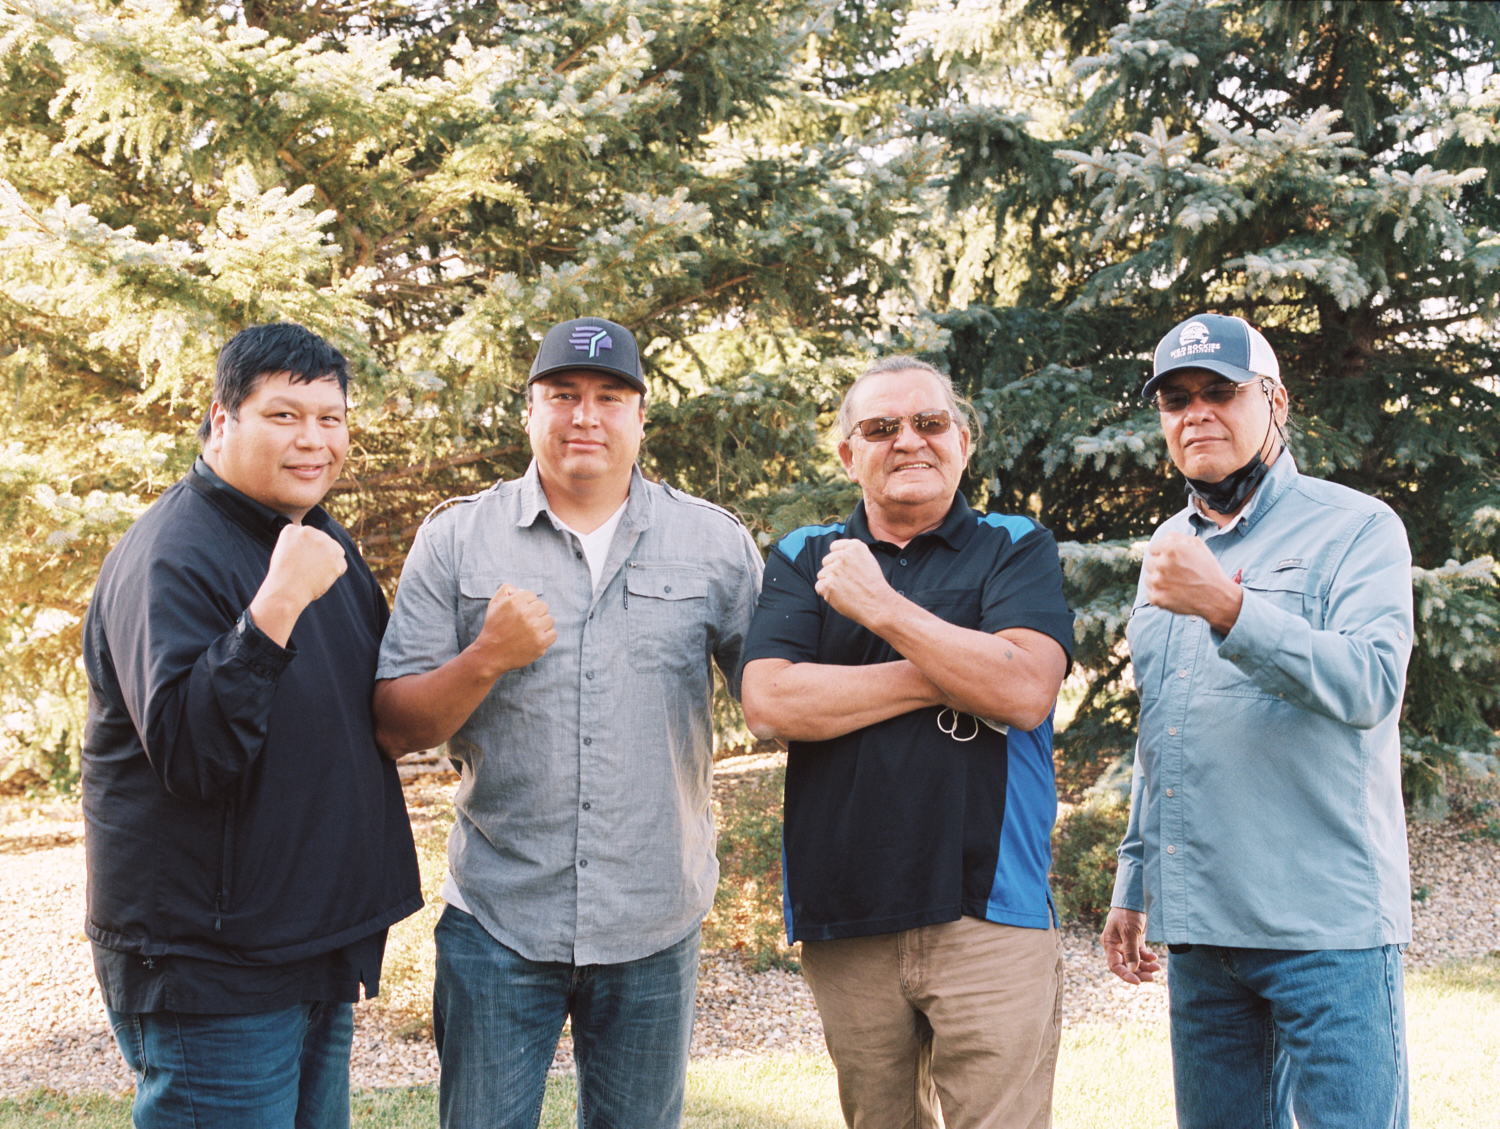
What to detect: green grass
<box><xmin>9</xmin><ymin>960</ymin><xmax>1494</xmax><ymax>1128</ymax></box>
<box><xmin>1050</xmin><ymin>955</ymin><xmax>1500</xmax><ymax>1129</ymax></box>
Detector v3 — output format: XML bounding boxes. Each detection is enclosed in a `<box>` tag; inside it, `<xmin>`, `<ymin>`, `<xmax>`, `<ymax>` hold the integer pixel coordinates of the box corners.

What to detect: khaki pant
<box><xmin>800</xmin><ymin>916</ymin><xmax>1063</xmax><ymax>1129</ymax></box>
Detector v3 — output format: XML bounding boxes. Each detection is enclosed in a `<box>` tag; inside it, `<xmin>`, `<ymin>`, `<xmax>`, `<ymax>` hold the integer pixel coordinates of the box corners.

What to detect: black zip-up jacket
<box><xmin>82</xmin><ymin>460</ymin><xmax>421</xmax><ymax>966</ymax></box>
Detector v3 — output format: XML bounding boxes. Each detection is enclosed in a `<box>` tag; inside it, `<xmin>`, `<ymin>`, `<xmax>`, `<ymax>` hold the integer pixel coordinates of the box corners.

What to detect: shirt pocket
<box><xmin>1208</xmin><ymin>565</ymin><xmax>1315</xmax><ymax>697</ymax></box>
<box><xmin>1241</xmin><ymin>565</ymin><xmax>1316</xmax><ymax>626</ymax></box>
<box><xmin>625</xmin><ymin>565</ymin><xmax>708</xmax><ymax>672</ymax></box>
<box><xmin>457</xmin><ymin>572</ymin><xmax>546</xmax><ymax>672</ymax></box>
<box><xmin>1125</xmin><ymin>601</ymin><xmax>1173</xmax><ymax>700</ymax></box>
<box><xmin>908</xmin><ymin>587</ymin><xmax>980</xmax><ymax>629</ymax></box>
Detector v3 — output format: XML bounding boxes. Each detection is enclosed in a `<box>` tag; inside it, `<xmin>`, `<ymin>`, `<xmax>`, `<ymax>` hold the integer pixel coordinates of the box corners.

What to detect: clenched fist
<box><xmin>250</xmin><ymin>524</ymin><xmax>349</xmax><ymax>646</ymax></box>
<box><xmin>474</xmin><ymin>584</ymin><xmax>557</xmax><ymax>675</ymax></box>
<box><xmin>1142</xmin><ymin>532</ymin><xmax>1243</xmax><ymax>634</ymax></box>
<box><xmin>814</xmin><ymin>539</ymin><xmax>896</xmax><ymax>629</ymax></box>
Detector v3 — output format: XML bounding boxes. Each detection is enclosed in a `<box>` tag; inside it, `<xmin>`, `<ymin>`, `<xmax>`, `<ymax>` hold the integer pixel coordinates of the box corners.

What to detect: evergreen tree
<box><xmin>0</xmin><ymin>0</ymin><xmax>939</xmax><ymax>786</ymax></box>
<box><xmin>898</xmin><ymin>0</ymin><xmax>1500</xmax><ymax>805</ymax></box>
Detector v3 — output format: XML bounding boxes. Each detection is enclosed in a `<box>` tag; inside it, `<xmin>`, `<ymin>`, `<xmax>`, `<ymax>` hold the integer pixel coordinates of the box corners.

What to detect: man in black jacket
<box><xmin>82</xmin><ymin>323</ymin><xmax>422</xmax><ymax>1129</ymax></box>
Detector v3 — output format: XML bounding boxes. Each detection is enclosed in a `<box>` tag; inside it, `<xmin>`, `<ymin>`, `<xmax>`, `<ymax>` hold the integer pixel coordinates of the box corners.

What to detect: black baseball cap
<box><xmin>528</xmin><ymin>316</ymin><xmax>645</xmax><ymax>394</ymax></box>
<box><xmin>1144</xmin><ymin>313</ymin><xmax>1280</xmax><ymax>399</ymax></box>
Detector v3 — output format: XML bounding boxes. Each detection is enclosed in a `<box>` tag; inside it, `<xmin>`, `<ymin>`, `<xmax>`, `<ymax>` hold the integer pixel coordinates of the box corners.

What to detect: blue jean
<box><xmin>1167</xmin><ymin>944</ymin><xmax>1408</xmax><ymax>1129</ymax></box>
<box><xmin>433</xmin><ymin>905</ymin><xmax>699</xmax><ymax>1129</ymax></box>
<box><xmin>105</xmin><ymin>1001</ymin><xmax>353</xmax><ymax>1129</ymax></box>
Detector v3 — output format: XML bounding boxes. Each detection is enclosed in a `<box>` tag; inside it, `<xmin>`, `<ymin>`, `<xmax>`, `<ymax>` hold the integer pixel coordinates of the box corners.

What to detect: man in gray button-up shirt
<box><xmin>373</xmin><ymin>316</ymin><xmax>763</xmax><ymax>1129</ymax></box>
<box><xmin>1102</xmin><ymin>315</ymin><xmax>1414</xmax><ymax>1129</ymax></box>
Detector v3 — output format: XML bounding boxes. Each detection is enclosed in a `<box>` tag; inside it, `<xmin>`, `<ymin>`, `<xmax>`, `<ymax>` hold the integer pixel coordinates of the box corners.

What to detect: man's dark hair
<box><xmin>196</xmin><ymin>322</ymin><xmax>349</xmax><ymax>443</ymax></box>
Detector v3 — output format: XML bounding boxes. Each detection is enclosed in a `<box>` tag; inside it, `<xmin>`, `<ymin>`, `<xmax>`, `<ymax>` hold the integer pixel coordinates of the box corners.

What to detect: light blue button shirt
<box><xmin>1114</xmin><ymin>453</ymin><xmax>1414</xmax><ymax>949</ymax></box>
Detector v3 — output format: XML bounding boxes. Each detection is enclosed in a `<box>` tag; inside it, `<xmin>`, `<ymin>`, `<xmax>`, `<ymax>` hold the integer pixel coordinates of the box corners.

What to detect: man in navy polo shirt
<box><xmin>742</xmin><ymin>356</ymin><xmax>1075</xmax><ymax>1129</ymax></box>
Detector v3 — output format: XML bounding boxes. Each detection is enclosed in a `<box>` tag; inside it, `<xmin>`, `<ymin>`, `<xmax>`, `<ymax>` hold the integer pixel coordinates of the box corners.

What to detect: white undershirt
<box><xmin>554</xmin><ymin>499</ymin><xmax>629</xmax><ymax>593</ymax></box>
<box><xmin>441</xmin><ymin>496</ymin><xmax>630</xmax><ymax>913</ymax></box>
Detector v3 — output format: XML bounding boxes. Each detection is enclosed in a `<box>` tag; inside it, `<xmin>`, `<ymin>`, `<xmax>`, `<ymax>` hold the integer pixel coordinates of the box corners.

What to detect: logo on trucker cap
<box><xmin>570</xmin><ymin>325</ymin><xmax>613</xmax><ymax>359</ymax></box>
<box><xmin>1169</xmin><ymin>320</ymin><xmax>1222</xmax><ymax>361</ymax></box>
<box><xmin>1179</xmin><ymin>321</ymin><xmax>1211</xmax><ymax>347</ymax></box>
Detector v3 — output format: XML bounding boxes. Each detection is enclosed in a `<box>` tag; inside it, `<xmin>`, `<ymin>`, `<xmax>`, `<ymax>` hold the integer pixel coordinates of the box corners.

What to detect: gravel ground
<box><xmin>2</xmin><ymin>768</ymin><xmax>1496</xmax><ymax>1098</ymax></box>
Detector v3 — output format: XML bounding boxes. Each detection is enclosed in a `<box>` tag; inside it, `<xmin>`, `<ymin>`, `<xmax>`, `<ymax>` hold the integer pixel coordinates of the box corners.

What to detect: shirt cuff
<box><xmin>1216</xmin><ymin>588</ymin><xmax>1284</xmax><ymax>676</ymax></box>
<box><xmin>235</xmin><ymin>608</ymin><xmax>295</xmax><ymax>679</ymax></box>
<box><xmin>1111</xmin><ymin>857</ymin><xmax>1146</xmax><ymax>912</ymax></box>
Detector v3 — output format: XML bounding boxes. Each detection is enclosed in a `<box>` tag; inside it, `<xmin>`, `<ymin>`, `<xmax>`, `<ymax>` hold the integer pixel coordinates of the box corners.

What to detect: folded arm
<box><xmin>741</xmin><ymin>538</ymin><xmax>1067</xmax><ymax>742</ymax></box>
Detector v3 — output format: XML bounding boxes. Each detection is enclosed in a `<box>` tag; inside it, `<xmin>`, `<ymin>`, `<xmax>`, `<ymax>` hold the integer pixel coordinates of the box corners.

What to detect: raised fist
<box><xmin>476</xmin><ymin>584</ymin><xmax>557</xmax><ymax>674</ymax></box>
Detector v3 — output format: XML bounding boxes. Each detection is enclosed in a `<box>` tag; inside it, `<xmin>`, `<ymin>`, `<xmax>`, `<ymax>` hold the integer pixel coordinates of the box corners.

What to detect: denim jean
<box><xmin>1167</xmin><ymin>944</ymin><xmax>1408</xmax><ymax>1129</ymax></box>
<box><xmin>433</xmin><ymin>904</ymin><xmax>699</xmax><ymax>1129</ymax></box>
<box><xmin>105</xmin><ymin>1001</ymin><xmax>353</xmax><ymax>1129</ymax></box>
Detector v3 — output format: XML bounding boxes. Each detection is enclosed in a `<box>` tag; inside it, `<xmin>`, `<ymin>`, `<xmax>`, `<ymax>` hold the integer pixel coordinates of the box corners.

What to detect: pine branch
<box><xmin>331</xmin><ymin>444</ymin><xmax>523</xmax><ymax>490</ymax></box>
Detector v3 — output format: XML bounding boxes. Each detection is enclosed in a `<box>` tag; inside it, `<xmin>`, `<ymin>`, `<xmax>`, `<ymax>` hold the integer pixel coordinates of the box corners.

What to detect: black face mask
<box><xmin>1185</xmin><ymin>451</ymin><xmax>1269</xmax><ymax>514</ymax></box>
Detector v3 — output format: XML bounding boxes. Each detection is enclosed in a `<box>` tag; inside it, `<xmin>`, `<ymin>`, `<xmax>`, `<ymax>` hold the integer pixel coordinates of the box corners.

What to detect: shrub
<box><xmin>1051</xmin><ymin>795</ymin><xmax>1130</xmax><ymax>925</ymax></box>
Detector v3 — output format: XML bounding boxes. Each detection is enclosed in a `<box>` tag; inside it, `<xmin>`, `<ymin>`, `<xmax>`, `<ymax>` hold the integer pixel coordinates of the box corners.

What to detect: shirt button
<box><xmin>897</xmin><ymin>590</ymin><xmax>904</xmax><ymax>596</ymax></box>
<box><xmin>575</xmin><ymin>550</ymin><xmax>583</xmax><ymax>559</ymax></box>
<box><xmin>578</xmin><ymin>859</ymin><xmax>588</xmax><ymax>868</ymax></box>
<box><xmin>664</xmin><ymin>585</ymin><xmax>673</xmax><ymax>593</ymax></box>
<box><xmin>581</xmin><ymin>801</ymin><xmax>591</xmax><ymax>811</ymax></box>
<box><xmin>585</xmin><ymin>671</ymin><xmax>594</xmax><ymax>680</ymax></box>
<box><xmin>1166</xmin><ymin>845</ymin><xmax>1176</xmax><ymax>855</ymax></box>
<box><xmin>1166</xmin><ymin>788</ymin><xmax>1175</xmax><ymax>797</ymax></box>
<box><xmin>583</xmin><ymin>737</ymin><xmax>593</xmax><ymax>746</ymax></box>
<box><xmin>1188</xmin><ymin>615</ymin><xmax>1199</xmax><ymax>623</ymax></box>
<box><xmin>1168</xmin><ymin>726</ymin><xmax>1177</xmax><ymax>736</ymax></box>
<box><xmin>1178</xmin><ymin>669</ymin><xmax>1188</xmax><ymax>679</ymax></box>
<box><xmin>899</xmin><ymin>559</ymin><xmax>907</xmax><ymax>566</ymax></box>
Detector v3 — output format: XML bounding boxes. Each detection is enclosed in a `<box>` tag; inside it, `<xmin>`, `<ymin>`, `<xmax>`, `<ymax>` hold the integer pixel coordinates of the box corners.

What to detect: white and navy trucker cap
<box><xmin>529</xmin><ymin>316</ymin><xmax>645</xmax><ymax>393</ymax></box>
<box><xmin>1144</xmin><ymin>314</ymin><xmax>1279</xmax><ymax>399</ymax></box>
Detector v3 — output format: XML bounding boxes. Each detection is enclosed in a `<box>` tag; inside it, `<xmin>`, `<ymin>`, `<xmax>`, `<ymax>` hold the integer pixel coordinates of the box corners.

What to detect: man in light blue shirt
<box><xmin>1103</xmin><ymin>314</ymin><xmax>1414</xmax><ymax>1129</ymax></box>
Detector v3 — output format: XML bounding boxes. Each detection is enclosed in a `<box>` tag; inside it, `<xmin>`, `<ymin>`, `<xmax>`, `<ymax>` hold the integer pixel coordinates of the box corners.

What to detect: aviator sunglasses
<box><xmin>1155</xmin><ymin>379</ymin><xmax>1271</xmax><ymax>414</ymax></box>
<box><xmin>847</xmin><ymin>409</ymin><xmax>957</xmax><ymax>441</ymax></box>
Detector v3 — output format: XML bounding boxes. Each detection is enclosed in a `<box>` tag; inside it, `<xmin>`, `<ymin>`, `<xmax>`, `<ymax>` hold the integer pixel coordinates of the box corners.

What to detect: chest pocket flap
<box><xmin>625</xmin><ymin>568</ymin><xmax>709</xmax><ymax>672</ymax></box>
<box><xmin>1240</xmin><ymin>566</ymin><xmax>1313</xmax><ymax>623</ymax></box>
<box><xmin>457</xmin><ymin>574</ymin><xmax>544</xmax><ymax>652</ymax></box>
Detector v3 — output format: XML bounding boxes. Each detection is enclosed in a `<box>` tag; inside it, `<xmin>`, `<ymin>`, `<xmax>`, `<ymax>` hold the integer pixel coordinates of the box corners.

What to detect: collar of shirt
<box><xmin>1187</xmin><ymin>450</ymin><xmax>1300</xmax><ymax>538</ymax></box>
<box><xmin>513</xmin><ymin>459</ymin><xmax>654</xmax><ymax>537</ymax></box>
<box><xmin>844</xmin><ymin>493</ymin><xmax>976</xmax><ymax>553</ymax></box>
<box><xmin>186</xmin><ymin>457</ymin><xmax>335</xmax><ymax>548</ymax></box>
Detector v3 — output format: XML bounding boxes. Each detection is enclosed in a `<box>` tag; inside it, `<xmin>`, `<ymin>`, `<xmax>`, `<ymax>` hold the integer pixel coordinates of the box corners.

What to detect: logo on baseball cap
<box><xmin>1143</xmin><ymin>313</ymin><xmax>1279</xmax><ymax>399</ymax></box>
<box><xmin>530</xmin><ymin>316</ymin><xmax>645</xmax><ymax>393</ymax></box>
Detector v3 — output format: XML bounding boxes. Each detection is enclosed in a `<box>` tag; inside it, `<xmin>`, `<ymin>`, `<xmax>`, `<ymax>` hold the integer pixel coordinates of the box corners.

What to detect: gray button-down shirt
<box><xmin>377</xmin><ymin>462</ymin><xmax>764</xmax><ymax>964</ymax></box>
<box><xmin>1114</xmin><ymin>453</ymin><xmax>1414</xmax><ymax>949</ymax></box>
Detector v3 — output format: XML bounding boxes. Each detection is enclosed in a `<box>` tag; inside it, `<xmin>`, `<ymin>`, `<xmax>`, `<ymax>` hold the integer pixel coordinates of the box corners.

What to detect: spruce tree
<box><xmin>898</xmin><ymin>0</ymin><xmax>1500</xmax><ymax>805</ymax></box>
<box><xmin>0</xmin><ymin>0</ymin><xmax>937</xmax><ymax>786</ymax></box>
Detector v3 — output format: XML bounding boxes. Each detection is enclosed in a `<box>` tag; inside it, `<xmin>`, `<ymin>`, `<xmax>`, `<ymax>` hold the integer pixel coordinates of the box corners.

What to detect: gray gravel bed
<box><xmin>2</xmin><ymin>789</ymin><xmax>1495</xmax><ymax>1097</ymax></box>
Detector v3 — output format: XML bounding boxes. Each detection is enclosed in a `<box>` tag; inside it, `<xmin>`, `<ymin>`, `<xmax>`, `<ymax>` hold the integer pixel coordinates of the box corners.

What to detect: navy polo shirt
<box><xmin>743</xmin><ymin>494</ymin><xmax>1075</xmax><ymax>942</ymax></box>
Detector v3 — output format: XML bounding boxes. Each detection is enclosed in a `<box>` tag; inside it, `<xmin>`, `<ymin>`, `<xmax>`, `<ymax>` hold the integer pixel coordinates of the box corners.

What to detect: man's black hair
<box><xmin>196</xmin><ymin>322</ymin><xmax>349</xmax><ymax>443</ymax></box>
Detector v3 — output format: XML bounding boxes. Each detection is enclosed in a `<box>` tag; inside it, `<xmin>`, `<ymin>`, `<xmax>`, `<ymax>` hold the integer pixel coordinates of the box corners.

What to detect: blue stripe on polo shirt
<box><xmin>776</xmin><ymin>522</ymin><xmax>845</xmax><ymax>565</ymax></box>
<box><xmin>979</xmin><ymin>512</ymin><xmax>1037</xmax><ymax>543</ymax></box>
<box><xmin>985</xmin><ymin>712</ymin><xmax>1059</xmax><ymax>929</ymax></box>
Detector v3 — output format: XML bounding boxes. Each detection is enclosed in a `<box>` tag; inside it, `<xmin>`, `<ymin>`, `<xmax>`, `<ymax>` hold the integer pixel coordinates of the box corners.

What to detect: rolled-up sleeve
<box><xmin>377</xmin><ymin>516</ymin><xmax>463</xmax><ymax>681</ymax></box>
<box><xmin>712</xmin><ymin>526</ymin><xmax>766</xmax><ymax>700</ymax></box>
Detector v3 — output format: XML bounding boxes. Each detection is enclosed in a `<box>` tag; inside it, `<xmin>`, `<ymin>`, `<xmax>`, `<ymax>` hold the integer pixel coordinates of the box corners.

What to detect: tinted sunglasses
<box><xmin>847</xmin><ymin>410</ymin><xmax>956</xmax><ymax>441</ymax></box>
<box><xmin>1155</xmin><ymin>381</ymin><xmax>1267</xmax><ymax>413</ymax></box>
